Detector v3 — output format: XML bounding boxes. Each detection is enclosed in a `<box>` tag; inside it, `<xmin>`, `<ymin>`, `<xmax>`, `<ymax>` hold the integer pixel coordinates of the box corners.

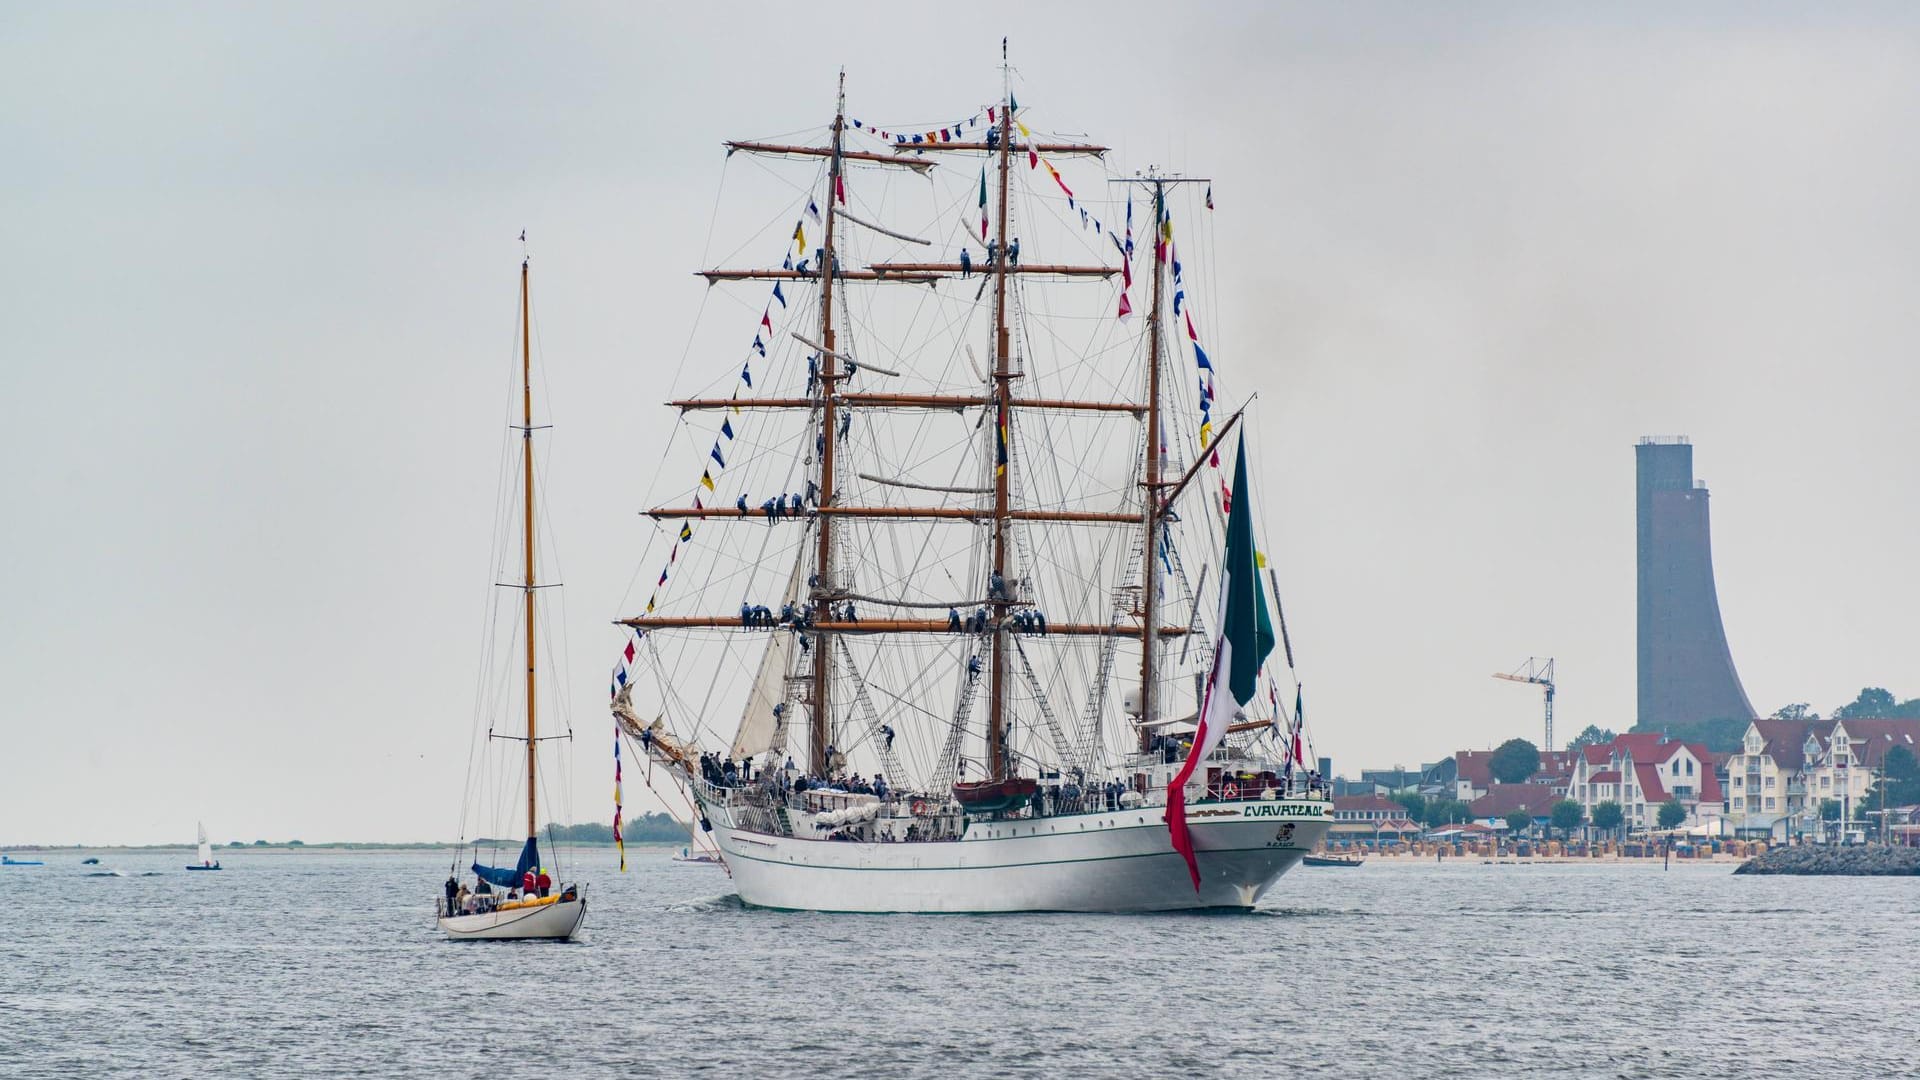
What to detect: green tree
<box><xmin>1490</xmin><ymin>738</ymin><xmax>1542</xmax><ymax>784</ymax></box>
<box><xmin>1770</xmin><ymin>703</ymin><xmax>1818</xmax><ymax>722</ymax></box>
<box><xmin>1393</xmin><ymin>791</ymin><xmax>1427</xmax><ymax>825</ymax></box>
<box><xmin>1657</xmin><ymin>800</ymin><xmax>1687</xmax><ymax>831</ymax></box>
<box><xmin>1880</xmin><ymin>745</ymin><xmax>1920</xmax><ymax>808</ymax></box>
<box><xmin>1566</xmin><ymin>725</ymin><xmax>1616</xmax><ymax>752</ymax></box>
<box><xmin>1504</xmin><ymin>809</ymin><xmax>1533</xmax><ymax>837</ymax></box>
<box><xmin>1550</xmin><ymin>799</ymin><xmax>1585</xmax><ymax>840</ymax></box>
<box><xmin>1819</xmin><ymin>798</ymin><xmax>1841</xmax><ymax>822</ymax></box>
<box><xmin>1591</xmin><ymin>800</ymin><xmax>1624</xmax><ymax>837</ymax></box>
<box><xmin>1834</xmin><ymin>687</ymin><xmax>1897</xmax><ymax>719</ymax></box>
<box><xmin>1426</xmin><ymin>799</ymin><xmax>1471</xmax><ymax>825</ymax></box>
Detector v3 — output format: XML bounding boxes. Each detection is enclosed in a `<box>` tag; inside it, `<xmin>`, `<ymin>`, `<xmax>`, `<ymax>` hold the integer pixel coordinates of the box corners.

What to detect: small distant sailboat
<box><xmin>436</xmin><ymin>255</ymin><xmax>586</xmax><ymax>942</ymax></box>
<box><xmin>2</xmin><ymin>854</ymin><xmax>45</xmax><ymax>866</ymax></box>
<box><xmin>671</xmin><ymin>842</ymin><xmax>723</xmax><ymax>866</ymax></box>
<box><xmin>186</xmin><ymin>823</ymin><xmax>222</xmax><ymax>871</ymax></box>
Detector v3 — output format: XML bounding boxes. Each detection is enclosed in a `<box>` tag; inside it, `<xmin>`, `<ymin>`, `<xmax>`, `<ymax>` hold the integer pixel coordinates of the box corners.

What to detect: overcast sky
<box><xmin>5</xmin><ymin>2</ymin><xmax>1917</xmax><ymax>845</ymax></box>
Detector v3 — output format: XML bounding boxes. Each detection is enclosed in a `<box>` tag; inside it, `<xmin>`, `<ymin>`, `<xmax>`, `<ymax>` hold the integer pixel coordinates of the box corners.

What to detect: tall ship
<box><xmin>437</xmin><ymin>256</ymin><xmax>586</xmax><ymax>941</ymax></box>
<box><xmin>610</xmin><ymin>59</ymin><xmax>1331</xmax><ymax>913</ymax></box>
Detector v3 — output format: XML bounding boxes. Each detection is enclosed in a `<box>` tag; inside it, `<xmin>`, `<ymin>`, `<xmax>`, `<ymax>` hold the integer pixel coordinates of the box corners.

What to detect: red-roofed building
<box><xmin>1727</xmin><ymin>717</ymin><xmax>1920</xmax><ymax>840</ymax></box>
<box><xmin>1454</xmin><ymin>751</ymin><xmax>1494</xmax><ymax>802</ymax></box>
<box><xmin>1467</xmin><ymin>783</ymin><xmax>1560</xmax><ymax>831</ymax></box>
<box><xmin>1453</xmin><ymin>747</ymin><xmax>1578</xmax><ymax>802</ymax></box>
<box><xmin>1568</xmin><ymin>731</ymin><xmax>1723</xmax><ymax>833</ymax></box>
<box><xmin>1331</xmin><ymin>794</ymin><xmax>1418</xmax><ymax>837</ymax></box>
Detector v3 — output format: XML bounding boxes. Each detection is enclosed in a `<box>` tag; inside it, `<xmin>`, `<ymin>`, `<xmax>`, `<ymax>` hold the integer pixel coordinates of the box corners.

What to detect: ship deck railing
<box><xmin>695</xmin><ymin>771</ymin><xmax>1329</xmax><ymax>820</ymax></box>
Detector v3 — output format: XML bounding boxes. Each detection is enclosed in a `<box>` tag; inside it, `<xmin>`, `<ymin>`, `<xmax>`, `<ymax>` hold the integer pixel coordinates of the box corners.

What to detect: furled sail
<box><xmin>472</xmin><ymin>836</ymin><xmax>540</xmax><ymax>889</ymax></box>
<box><xmin>730</xmin><ymin>555</ymin><xmax>804</xmax><ymax>760</ymax></box>
<box><xmin>196</xmin><ymin>822</ymin><xmax>213</xmax><ymax>866</ymax></box>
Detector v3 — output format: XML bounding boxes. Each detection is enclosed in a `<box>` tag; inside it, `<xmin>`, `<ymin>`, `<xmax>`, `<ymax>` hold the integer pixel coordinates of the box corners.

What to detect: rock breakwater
<box><xmin>1733</xmin><ymin>844</ymin><xmax>1920</xmax><ymax>876</ymax></box>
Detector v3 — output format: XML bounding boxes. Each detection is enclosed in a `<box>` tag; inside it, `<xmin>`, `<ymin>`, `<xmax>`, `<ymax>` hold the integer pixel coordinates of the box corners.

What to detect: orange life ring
<box><xmin>1223</xmin><ymin>782</ymin><xmax>1240</xmax><ymax>800</ymax></box>
<box><xmin>911</xmin><ymin>798</ymin><xmax>929</xmax><ymax>816</ymax></box>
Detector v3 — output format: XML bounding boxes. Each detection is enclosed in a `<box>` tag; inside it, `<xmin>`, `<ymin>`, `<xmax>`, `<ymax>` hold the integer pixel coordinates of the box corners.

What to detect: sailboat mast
<box><xmin>519</xmin><ymin>258</ymin><xmax>539</xmax><ymax>839</ymax></box>
<box><xmin>987</xmin><ymin>53</ymin><xmax>1014</xmax><ymax>782</ymax></box>
<box><xmin>811</xmin><ymin>72</ymin><xmax>846</xmax><ymax>776</ymax></box>
<box><xmin>1139</xmin><ymin>178</ymin><xmax>1166</xmax><ymax>750</ymax></box>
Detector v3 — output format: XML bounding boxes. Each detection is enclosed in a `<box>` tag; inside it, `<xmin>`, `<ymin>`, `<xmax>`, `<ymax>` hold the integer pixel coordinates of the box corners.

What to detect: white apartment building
<box><xmin>1566</xmin><ymin>732</ymin><xmax>1723</xmax><ymax>833</ymax></box>
<box><xmin>1727</xmin><ymin>718</ymin><xmax>1920</xmax><ymax>840</ymax></box>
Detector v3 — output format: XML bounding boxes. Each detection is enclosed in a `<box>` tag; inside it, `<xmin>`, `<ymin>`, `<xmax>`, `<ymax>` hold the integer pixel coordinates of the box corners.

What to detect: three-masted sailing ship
<box><xmin>612</xmin><ymin>61</ymin><xmax>1331</xmax><ymax>913</ymax></box>
<box><xmin>437</xmin><ymin>257</ymin><xmax>587</xmax><ymax>941</ymax></box>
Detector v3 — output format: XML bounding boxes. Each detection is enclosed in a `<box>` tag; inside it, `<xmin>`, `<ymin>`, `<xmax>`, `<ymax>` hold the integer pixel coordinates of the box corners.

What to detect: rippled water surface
<box><xmin>4</xmin><ymin>849</ymin><xmax>1914</xmax><ymax>1077</ymax></box>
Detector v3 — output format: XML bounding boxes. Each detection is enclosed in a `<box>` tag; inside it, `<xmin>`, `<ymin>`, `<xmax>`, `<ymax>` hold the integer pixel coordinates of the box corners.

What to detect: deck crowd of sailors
<box><xmin>442</xmin><ymin>867</ymin><xmax>578</xmax><ymax>919</ymax></box>
<box><xmin>690</xmin><ymin>743</ymin><xmax>1327</xmax><ymax>842</ymax></box>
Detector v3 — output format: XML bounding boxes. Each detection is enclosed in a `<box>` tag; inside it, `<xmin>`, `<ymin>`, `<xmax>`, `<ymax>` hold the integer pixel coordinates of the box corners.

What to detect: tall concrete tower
<box><xmin>1635</xmin><ymin>437</ymin><xmax>1754</xmax><ymax>730</ymax></box>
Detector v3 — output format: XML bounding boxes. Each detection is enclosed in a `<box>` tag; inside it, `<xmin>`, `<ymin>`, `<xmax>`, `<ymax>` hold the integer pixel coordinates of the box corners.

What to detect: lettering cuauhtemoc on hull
<box><xmin>698</xmin><ymin>788</ymin><xmax>1333</xmax><ymax>913</ymax></box>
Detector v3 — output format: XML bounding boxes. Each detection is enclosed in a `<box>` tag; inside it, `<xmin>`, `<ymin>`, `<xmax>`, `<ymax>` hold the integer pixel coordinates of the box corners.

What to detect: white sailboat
<box><xmin>610</xmin><ymin>60</ymin><xmax>1331</xmax><ymax>913</ymax></box>
<box><xmin>185</xmin><ymin>822</ymin><xmax>221</xmax><ymax>871</ymax></box>
<box><xmin>437</xmin><ymin>255</ymin><xmax>586</xmax><ymax>941</ymax></box>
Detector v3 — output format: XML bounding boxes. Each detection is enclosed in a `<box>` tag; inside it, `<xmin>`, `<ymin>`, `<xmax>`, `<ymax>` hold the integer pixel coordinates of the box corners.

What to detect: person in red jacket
<box><xmin>535</xmin><ymin>870</ymin><xmax>552</xmax><ymax>899</ymax></box>
<box><xmin>522</xmin><ymin>869</ymin><xmax>535</xmax><ymax>895</ymax></box>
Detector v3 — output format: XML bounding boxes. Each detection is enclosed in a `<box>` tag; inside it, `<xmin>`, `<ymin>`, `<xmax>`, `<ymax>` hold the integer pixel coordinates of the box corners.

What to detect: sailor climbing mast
<box><xmin>518</xmin><ymin>255</ymin><xmax>540</xmax><ymax>839</ymax></box>
<box><xmin>811</xmin><ymin>71</ymin><xmax>847</xmax><ymax>777</ymax></box>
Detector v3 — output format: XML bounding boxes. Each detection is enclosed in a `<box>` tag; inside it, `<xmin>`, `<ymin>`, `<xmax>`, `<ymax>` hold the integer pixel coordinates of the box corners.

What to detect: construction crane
<box><xmin>1493</xmin><ymin>657</ymin><xmax>1555</xmax><ymax>750</ymax></box>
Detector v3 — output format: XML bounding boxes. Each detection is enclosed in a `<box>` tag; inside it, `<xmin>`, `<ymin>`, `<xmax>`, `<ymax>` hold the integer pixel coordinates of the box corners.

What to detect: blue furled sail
<box><xmin>471</xmin><ymin>836</ymin><xmax>540</xmax><ymax>888</ymax></box>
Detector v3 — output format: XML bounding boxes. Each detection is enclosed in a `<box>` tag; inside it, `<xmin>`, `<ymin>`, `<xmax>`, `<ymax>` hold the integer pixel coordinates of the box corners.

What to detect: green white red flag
<box><xmin>1167</xmin><ymin>435</ymin><xmax>1275</xmax><ymax>890</ymax></box>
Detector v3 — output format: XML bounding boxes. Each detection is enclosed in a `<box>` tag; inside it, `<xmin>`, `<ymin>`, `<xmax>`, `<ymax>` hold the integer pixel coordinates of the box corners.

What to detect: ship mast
<box><xmin>630</xmin><ymin>67</ymin><xmax>1132</xmax><ymax>786</ymax></box>
<box><xmin>987</xmin><ymin>47</ymin><xmax>1014</xmax><ymax>782</ymax></box>
<box><xmin>811</xmin><ymin>72</ymin><xmax>847</xmax><ymax>777</ymax></box>
<box><xmin>519</xmin><ymin>256</ymin><xmax>539</xmax><ymax>840</ymax></box>
<box><xmin>1139</xmin><ymin>177</ymin><xmax>1166</xmax><ymax>749</ymax></box>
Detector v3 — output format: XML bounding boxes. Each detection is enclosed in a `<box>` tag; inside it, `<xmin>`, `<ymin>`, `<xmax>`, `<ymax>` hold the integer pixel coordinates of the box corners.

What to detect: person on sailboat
<box><xmin>444</xmin><ymin>875</ymin><xmax>459</xmax><ymax>917</ymax></box>
<box><xmin>536</xmin><ymin>871</ymin><xmax>551</xmax><ymax>899</ymax></box>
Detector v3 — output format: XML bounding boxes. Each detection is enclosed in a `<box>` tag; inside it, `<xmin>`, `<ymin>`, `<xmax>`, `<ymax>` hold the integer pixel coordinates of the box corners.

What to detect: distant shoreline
<box><xmin>1361</xmin><ymin>852</ymin><xmax>1733</xmax><ymax>867</ymax></box>
<box><xmin>0</xmin><ymin>841</ymin><xmax>688</xmax><ymax>854</ymax></box>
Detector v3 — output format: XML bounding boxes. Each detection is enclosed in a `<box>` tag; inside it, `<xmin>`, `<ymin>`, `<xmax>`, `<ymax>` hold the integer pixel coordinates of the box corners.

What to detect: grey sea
<box><xmin>3</xmin><ymin>848</ymin><xmax>1913</xmax><ymax>1078</ymax></box>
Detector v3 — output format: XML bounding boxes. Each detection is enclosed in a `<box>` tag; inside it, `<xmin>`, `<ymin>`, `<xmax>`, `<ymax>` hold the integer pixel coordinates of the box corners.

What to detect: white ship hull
<box><xmin>703</xmin><ymin>797</ymin><xmax>1332</xmax><ymax>913</ymax></box>
<box><xmin>438</xmin><ymin>898</ymin><xmax>586</xmax><ymax>941</ymax></box>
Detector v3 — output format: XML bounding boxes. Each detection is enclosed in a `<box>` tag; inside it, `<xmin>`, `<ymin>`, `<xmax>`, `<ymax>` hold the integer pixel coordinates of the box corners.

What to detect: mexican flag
<box><xmin>1168</xmin><ymin>435</ymin><xmax>1275</xmax><ymax>890</ymax></box>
